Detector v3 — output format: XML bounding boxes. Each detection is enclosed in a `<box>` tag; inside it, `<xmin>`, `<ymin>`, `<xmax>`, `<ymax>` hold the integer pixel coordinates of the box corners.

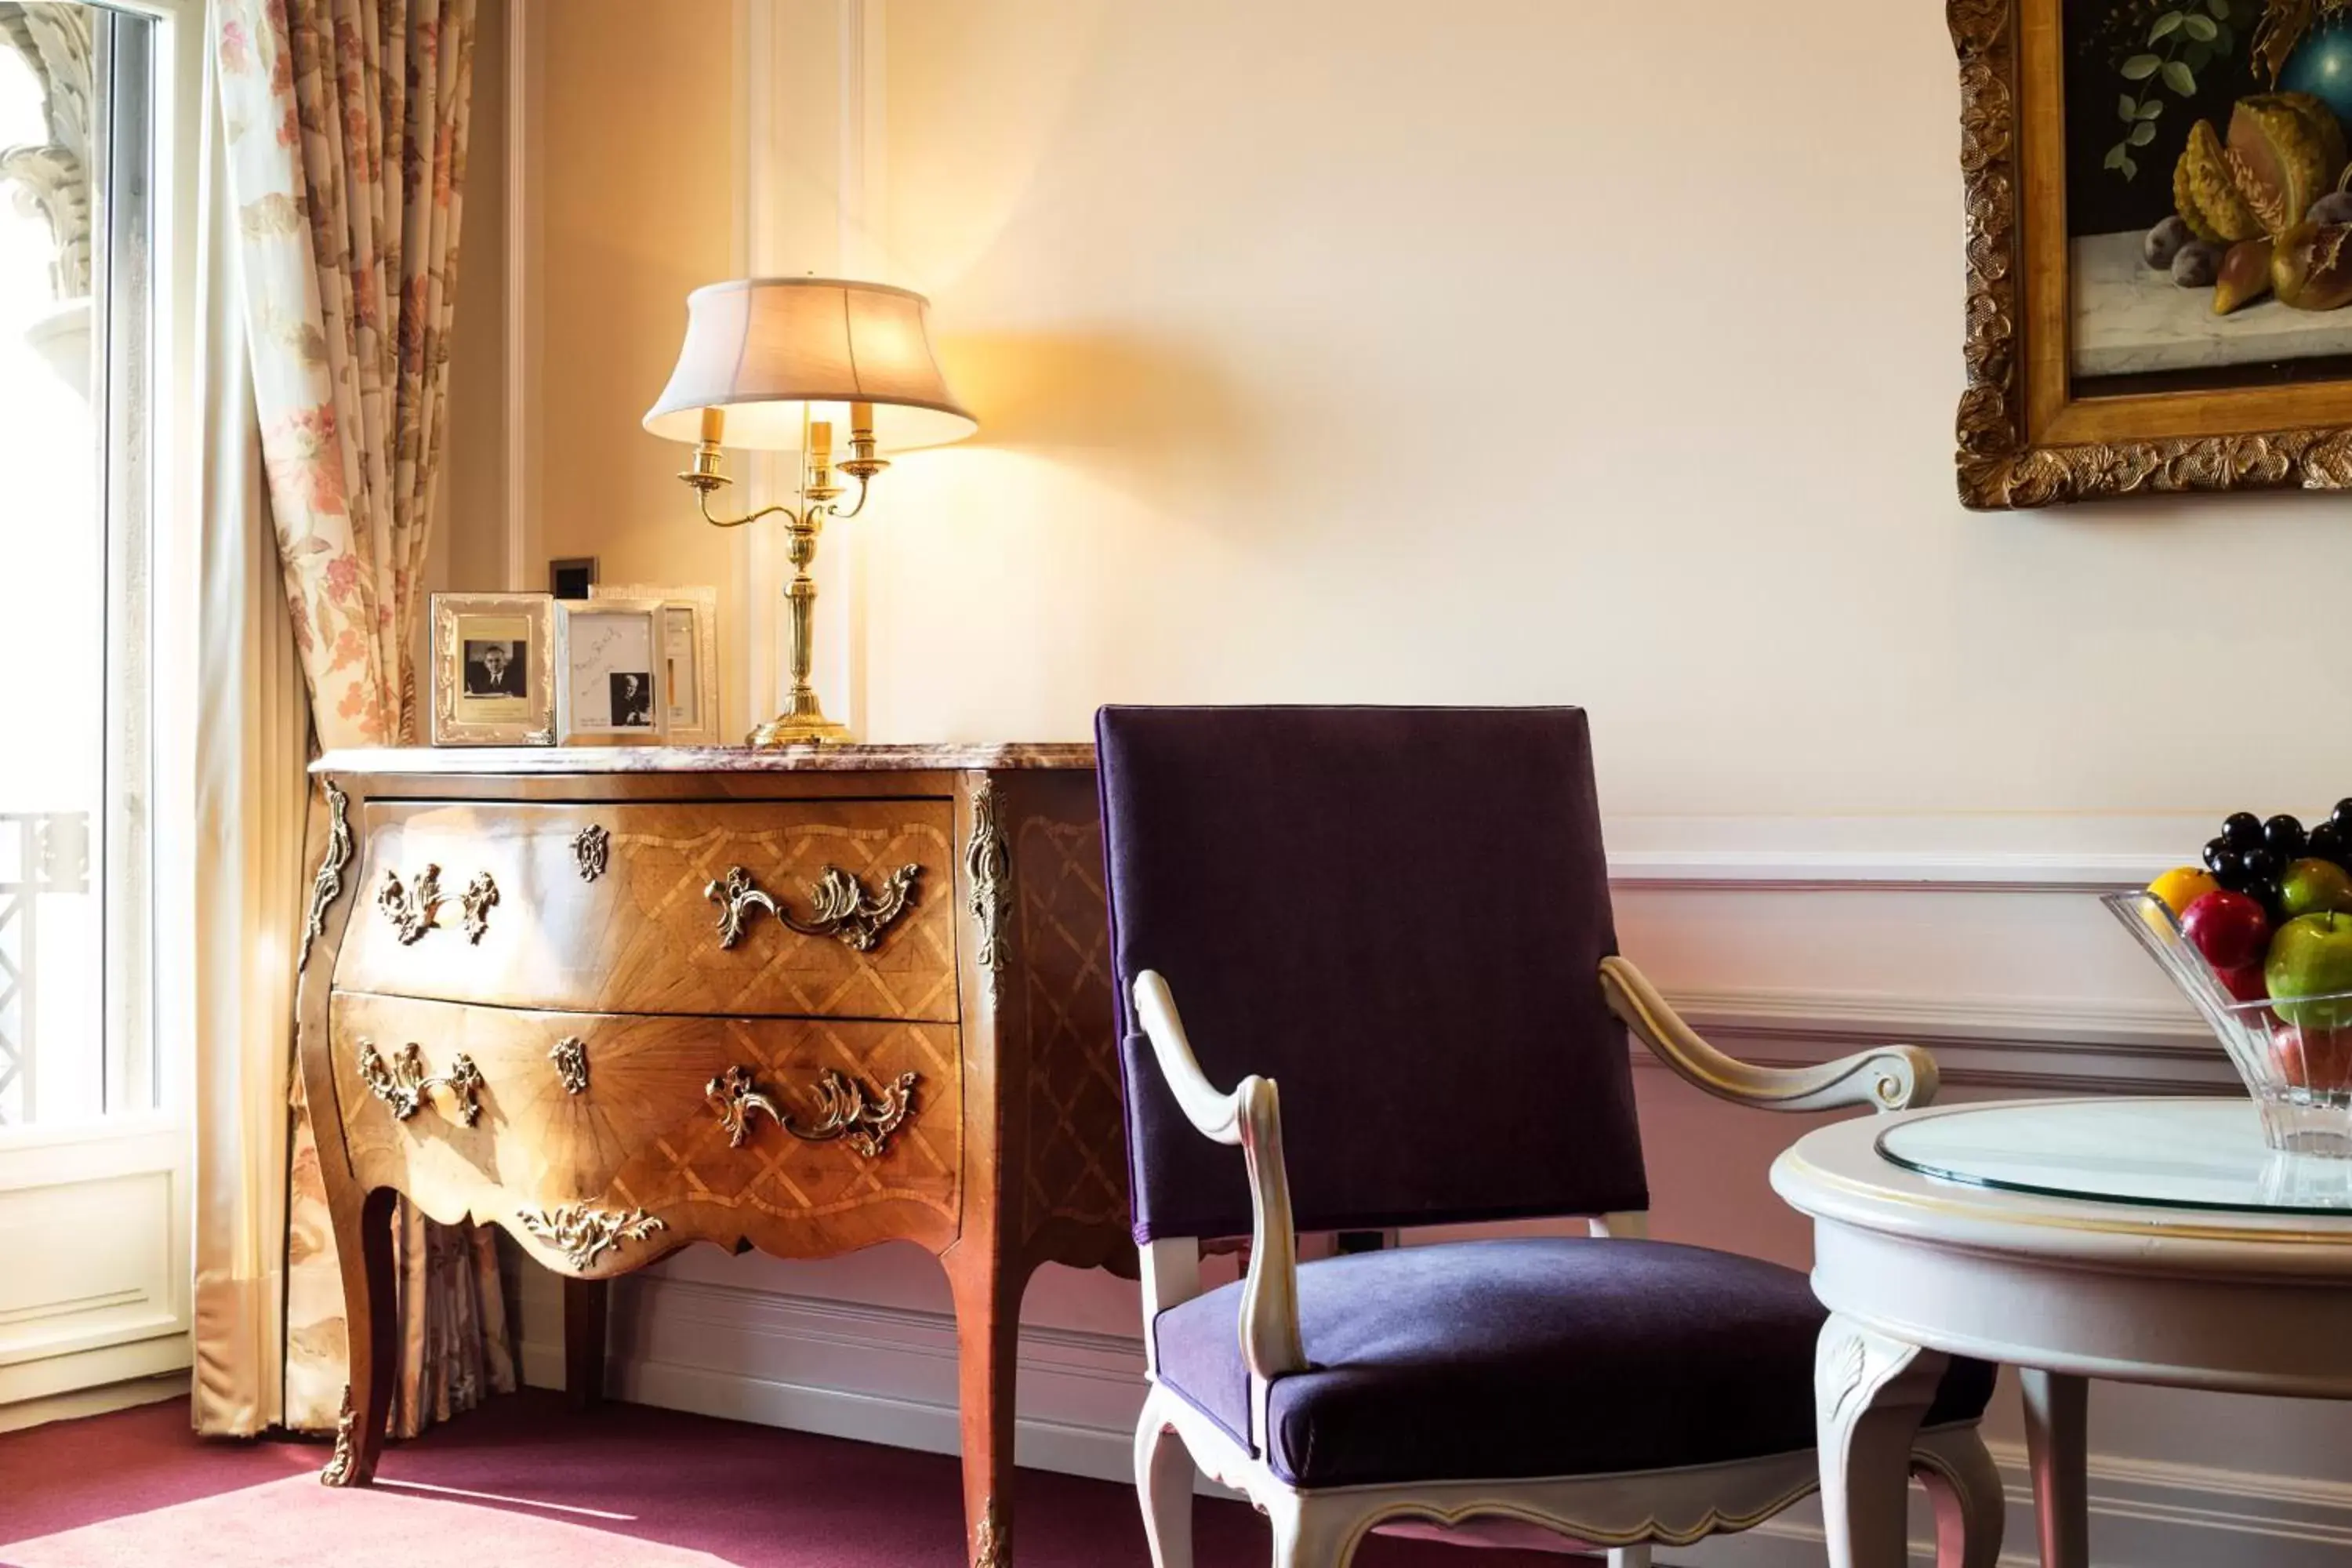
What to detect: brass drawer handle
<box><xmin>704</xmin><ymin>1064</ymin><xmax>919</xmax><ymax>1159</ymax></box>
<box><xmin>377</xmin><ymin>865</ymin><xmax>499</xmax><ymax>946</ymax></box>
<box><xmin>702</xmin><ymin>862</ymin><xmax>920</xmax><ymax>953</ymax></box>
<box><xmin>357</xmin><ymin>1039</ymin><xmax>485</xmax><ymax>1126</ymax></box>
<box><xmin>376</xmin><ymin>865</ymin><xmax>443</xmax><ymax>944</ymax></box>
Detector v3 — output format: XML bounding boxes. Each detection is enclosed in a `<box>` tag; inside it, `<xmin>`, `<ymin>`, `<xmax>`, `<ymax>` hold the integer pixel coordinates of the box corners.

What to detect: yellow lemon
<box><xmin>2148</xmin><ymin>866</ymin><xmax>2221</xmax><ymax>917</ymax></box>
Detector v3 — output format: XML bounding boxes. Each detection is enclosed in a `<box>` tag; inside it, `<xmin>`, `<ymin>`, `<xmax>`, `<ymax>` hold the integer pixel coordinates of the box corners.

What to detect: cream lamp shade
<box><xmin>642</xmin><ymin>277</ymin><xmax>976</xmax><ymax>452</ymax></box>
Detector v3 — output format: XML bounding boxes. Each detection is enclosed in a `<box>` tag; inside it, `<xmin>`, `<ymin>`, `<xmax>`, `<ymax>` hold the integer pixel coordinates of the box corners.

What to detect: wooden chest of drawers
<box><xmin>297</xmin><ymin>745</ymin><xmax>1130</xmax><ymax>1566</ymax></box>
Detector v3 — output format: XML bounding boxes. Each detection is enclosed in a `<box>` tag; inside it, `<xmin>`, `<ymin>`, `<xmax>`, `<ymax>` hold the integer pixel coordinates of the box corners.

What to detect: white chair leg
<box><xmin>1134</xmin><ymin>1387</ymin><xmax>1196</xmax><ymax>1568</ymax></box>
<box><xmin>1608</xmin><ymin>1547</ymin><xmax>1653</xmax><ymax>1568</ymax></box>
<box><xmin>1913</xmin><ymin>1425</ymin><xmax>2006</xmax><ymax>1568</ymax></box>
<box><xmin>1265</xmin><ymin>1492</ymin><xmax>1365</xmax><ymax>1568</ymax></box>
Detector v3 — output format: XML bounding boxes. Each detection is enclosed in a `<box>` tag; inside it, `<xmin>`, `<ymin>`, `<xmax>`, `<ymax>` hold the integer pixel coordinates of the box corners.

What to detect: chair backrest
<box><xmin>1096</xmin><ymin>704</ymin><xmax>1647</xmax><ymax>1244</ymax></box>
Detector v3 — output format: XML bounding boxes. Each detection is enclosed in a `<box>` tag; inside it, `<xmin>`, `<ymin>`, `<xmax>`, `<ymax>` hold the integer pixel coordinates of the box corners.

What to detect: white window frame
<box><xmin>0</xmin><ymin>0</ymin><xmax>204</xmax><ymax>1425</ymax></box>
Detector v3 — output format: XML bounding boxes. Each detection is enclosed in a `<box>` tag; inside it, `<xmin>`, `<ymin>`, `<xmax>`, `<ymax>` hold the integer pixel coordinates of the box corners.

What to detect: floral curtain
<box><xmin>212</xmin><ymin>0</ymin><xmax>510</xmax><ymax>1436</ymax></box>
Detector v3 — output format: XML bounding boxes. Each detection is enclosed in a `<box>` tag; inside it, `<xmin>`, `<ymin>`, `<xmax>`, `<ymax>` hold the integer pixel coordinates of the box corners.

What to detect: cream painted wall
<box><xmin>534</xmin><ymin>0</ymin><xmax>748</xmax><ymax>730</ymax></box>
<box><xmin>423</xmin><ymin>0</ymin><xmax>508</xmax><ymax>618</ymax></box>
<box><xmin>868</xmin><ymin>0</ymin><xmax>2352</xmax><ymax>818</ymax></box>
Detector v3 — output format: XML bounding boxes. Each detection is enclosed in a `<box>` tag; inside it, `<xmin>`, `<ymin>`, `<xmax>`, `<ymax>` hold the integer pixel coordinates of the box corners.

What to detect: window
<box><xmin>0</xmin><ymin>1</ymin><xmax>157</xmax><ymax>1127</ymax></box>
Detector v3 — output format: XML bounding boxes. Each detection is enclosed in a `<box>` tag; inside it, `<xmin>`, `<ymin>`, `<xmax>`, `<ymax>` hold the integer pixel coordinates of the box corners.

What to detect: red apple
<box><xmin>2182</xmin><ymin>889</ymin><xmax>2272</xmax><ymax>971</ymax></box>
<box><xmin>2220</xmin><ymin>961</ymin><xmax>2270</xmax><ymax>1002</ymax></box>
<box><xmin>2273</xmin><ymin>1023</ymin><xmax>2352</xmax><ymax>1093</ymax></box>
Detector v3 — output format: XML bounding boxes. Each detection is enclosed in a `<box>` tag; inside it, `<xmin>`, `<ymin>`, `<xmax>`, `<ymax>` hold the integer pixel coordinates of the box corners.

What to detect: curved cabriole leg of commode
<box><xmin>1913</xmin><ymin>1424</ymin><xmax>2007</xmax><ymax>1568</ymax></box>
<box><xmin>1607</xmin><ymin>1547</ymin><xmax>1653</xmax><ymax>1567</ymax></box>
<box><xmin>319</xmin><ymin>1185</ymin><xmax>400</xmax><ymax>1487</ymax></box>
<box><xmin>2021</xmin><ymin>1368</ymin><xmax>2090</xmax><ymax>1568</ymax></box>
<box><xmin>1817</xmin><ymin>1315</ymin><xmax>1951</xmax><ymax>1568</ymax></box>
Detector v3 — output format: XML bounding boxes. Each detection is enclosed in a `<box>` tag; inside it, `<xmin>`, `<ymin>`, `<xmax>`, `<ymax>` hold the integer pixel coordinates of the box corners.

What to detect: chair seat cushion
<box><xmin>1151</xmin><ymin>1237</ymin><xmax>1995</xmax><ymax>1489</ymax></box>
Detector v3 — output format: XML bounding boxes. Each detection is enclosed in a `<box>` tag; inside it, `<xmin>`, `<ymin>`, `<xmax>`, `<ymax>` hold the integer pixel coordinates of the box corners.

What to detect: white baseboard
<box><xmin>0</xmin><ymin>1369</ymin><xmax>188</xmax><ymax>1434</ymax></box>
<box><xmin>521</xmin><ymin>1276</ymin><xmax>2352</xmax><ymax>1567</ymax></box>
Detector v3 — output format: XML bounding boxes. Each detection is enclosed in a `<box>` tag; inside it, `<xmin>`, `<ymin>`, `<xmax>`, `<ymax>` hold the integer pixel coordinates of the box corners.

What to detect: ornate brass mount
<box><xmin>705</xmin><ymin>1063</ymin><xmax>919</xmax><ymax>1159</ymax></box>
<box><xmin>965</xmin><ymin>781</ymin><xmax>1011</xmax><ymax>1005</ymax></box>
<box><xmin>460</xmin><ymin>871</ymin><xmax>499</xmax><ymax>944</ymax></box>
<box><xmin>516</xmin><ymin>1202</ymin><xmax>665</xmax><ymax>1272</ymax></box>
<box><xmin>356</xmin><ymin>1038</ymin><xmax>485</xmax><ymax>1126</ymax></box>
<box><xmin>550</xmin><ymin>1035</ymin><xmax>589</xmax><ymax>1095</ymax></box>
<box><xmin>572</xmin><ymin>823</ymin><xmax>610</xmax><ymax>882</ymax></box>
<box><xmin>973</xmin><ymin>1494</ymin><xmax>1007</xmax><ymax>1568</ymax></box>
<box><xmin>376</xmin><ymin>864</ymin><xmax>443</xmax><ymax>944</ymax></box>
<box><xmin>703</xmin><ymin>862</ymin><xmax>920</xmax><ymax>953</ymax></box>
<box><xmin>299</xmin><ymin>780</ymin><xmax>352</xmax><ymax>971</ymax></box>
<box><xmin>320</xmin><ymin>1385</ymin><xmax>360</xmax><ymax>1487</ymax></box>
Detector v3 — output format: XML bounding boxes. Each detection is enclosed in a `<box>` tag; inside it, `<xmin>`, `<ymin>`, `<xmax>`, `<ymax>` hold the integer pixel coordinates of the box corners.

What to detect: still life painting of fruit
<box><xmin>2068</xmin><ymin>0</ymin><xmax>2352</xmax><ymax>390</ymax></box>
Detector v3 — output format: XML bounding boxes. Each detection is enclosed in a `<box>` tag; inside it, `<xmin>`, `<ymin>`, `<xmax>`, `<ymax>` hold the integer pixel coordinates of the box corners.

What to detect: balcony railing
<box><xmin>0</xmin><ymin>810</ymin><xmax>89</xmax><ymax>1124</ymax></box>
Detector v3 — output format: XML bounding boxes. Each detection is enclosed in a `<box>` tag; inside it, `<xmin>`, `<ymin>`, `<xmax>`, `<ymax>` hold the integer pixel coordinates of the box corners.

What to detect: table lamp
<box><xmin>644</xmin><ymin>277</ymin><xmax>976</xmax><ymax>746</ymax></box>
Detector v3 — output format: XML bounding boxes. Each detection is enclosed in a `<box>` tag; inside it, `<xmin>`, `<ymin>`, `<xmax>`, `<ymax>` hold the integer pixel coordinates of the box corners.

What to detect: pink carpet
<box><xmin>0</xmin><ymin>1392</ymin><xmax>1579</xmax><ymax>1566</ymax></box>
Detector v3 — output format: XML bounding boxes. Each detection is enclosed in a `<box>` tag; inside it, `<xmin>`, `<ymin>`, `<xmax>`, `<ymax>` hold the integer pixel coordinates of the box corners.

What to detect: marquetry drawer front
<box><xmin>334</xmin><ymin>797</ymin><xmax>960</xmax><ymax>1022</ymax></box>
<box><xmin>328</xmin><ymin>993</ymin><xmax>965</xmax><ymax>1273</ymax></box>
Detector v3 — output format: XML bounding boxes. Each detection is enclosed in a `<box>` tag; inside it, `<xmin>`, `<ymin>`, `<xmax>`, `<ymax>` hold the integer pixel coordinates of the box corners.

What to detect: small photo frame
<box><xmin>430</xmin><ymin>593</ymin><xmax>555</xmax><ymax>746</ymax></box>
<box><xmin>591</xmin><ymin>583</ymin><xmax>720</xmax><ymax>745</ymax></box>
<box><xmin>556</xmin><ymin>598</ymin><xmax>669</xmax><ymax>746</ymax></box>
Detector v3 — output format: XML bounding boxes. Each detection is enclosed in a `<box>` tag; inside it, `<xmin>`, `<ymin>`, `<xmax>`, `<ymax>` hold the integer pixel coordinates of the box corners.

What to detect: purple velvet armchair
<box><xmin>1096</xmin><ymin>705</ymin><xmax>2003</xmax><ymax>1568</ymax></box>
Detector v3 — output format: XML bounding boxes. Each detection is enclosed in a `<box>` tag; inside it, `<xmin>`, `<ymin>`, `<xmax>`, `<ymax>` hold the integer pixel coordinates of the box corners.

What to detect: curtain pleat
<box><xmin>206</xmin><ymin>0</ymin><xmax>499</xmax><ymax>1439</ymax></box>
<box><xmin>190</xmin><ymin>70</ymin><xmax>307</xmax><ymax>1432</ymax></box>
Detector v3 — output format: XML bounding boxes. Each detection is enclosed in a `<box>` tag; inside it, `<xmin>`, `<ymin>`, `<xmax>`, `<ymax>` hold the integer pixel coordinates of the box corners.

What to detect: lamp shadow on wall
<box><xmin>931</xmin><ymin>330</ymin><xmax>1277</xmax><ymax>537</ymax></box>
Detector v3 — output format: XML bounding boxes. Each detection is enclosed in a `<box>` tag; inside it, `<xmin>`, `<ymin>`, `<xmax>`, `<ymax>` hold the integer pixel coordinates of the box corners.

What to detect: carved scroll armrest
<box><xmin>1131</xmin><ymin>970</ymin><xmax>1307</xmax><ymax>1384</ymax></box>
<box><xmin>1599</xmin><ymin>956</ymin><xmax>1939</xmax><ymax>1115</ymax></box>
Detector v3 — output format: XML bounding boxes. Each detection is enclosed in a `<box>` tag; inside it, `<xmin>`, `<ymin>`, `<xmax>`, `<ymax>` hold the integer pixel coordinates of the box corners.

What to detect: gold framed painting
<box><xmin>555</xmin><ymin>598</ymin><xmax>670</xmax><ymax>746</ymax></box>
<box><xmin>590</xmin><ymin>583</ymin><xmax>720</xmax><ymax>745</ymax></box>
<box><xmin>430</xmin><ymin>593</ymin><xmax>556</xmax><ymax>746</ymax></box>
<box><xmin>1955</xmin><ymin>0</ymin><xmax>2352</xmax><ymax>506</ymax></box>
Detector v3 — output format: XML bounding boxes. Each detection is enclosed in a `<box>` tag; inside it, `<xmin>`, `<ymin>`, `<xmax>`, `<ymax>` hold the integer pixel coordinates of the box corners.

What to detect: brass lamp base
<box><xmin>747</xmin><ymin>710</ymin><xmax>852</xmax><ymax>748</ymax></box>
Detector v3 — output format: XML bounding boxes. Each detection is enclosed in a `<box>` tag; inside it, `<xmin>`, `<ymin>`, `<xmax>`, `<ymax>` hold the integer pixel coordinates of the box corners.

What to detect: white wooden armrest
<box><xmin>1132</xmin><ymin>971</ymin><xmax>1306</xmax><ymax>1384</ymax></box>
<box><xmin>1599</xmin><ymin>956</ymin><xmax>1938</xmax><ymax>1114</ymax></box>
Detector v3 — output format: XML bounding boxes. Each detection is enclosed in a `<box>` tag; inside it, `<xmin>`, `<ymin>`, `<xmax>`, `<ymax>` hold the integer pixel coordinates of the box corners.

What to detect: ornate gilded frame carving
<box><xmin>1951</xmin><ymin>0</ymin><xmax>2352</xmax><ymax>507</ymax></box>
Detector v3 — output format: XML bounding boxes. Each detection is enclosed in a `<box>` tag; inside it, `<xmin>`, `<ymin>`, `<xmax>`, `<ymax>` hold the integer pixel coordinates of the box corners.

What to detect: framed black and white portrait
<box><xmin>430</xmin><ymin>593</ymin><xmax>555</xmax><ymax>746</ymax></box>
<box><xmin>590</xmin><ymin>583</ymin><xmax>720</xmax><ymax>744</ymax></box>
<box><xmin>556</xmin><ymin>599</ymin><xmax>669</xmax><ymax>744</ymax></box>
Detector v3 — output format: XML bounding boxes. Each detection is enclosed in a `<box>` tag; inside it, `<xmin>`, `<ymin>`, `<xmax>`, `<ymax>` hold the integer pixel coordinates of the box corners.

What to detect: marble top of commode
<box><xmin>1877</xmin><ymin>1099</ymin><xmax>2352</xmax><ymax>1216</ymax></box>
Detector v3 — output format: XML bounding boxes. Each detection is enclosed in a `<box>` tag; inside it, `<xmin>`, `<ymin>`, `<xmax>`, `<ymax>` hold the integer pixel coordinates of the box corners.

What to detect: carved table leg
<box><xmin>564</xmin><ymin>1277</ymin><xmax>610</xmax><ymax>1410</ymax></box>
<box><xmin>321</xmin><ymin>1186</ymin><xmax>400</xmax><ymax>1486</ymax></box>
<box><xmin>1817</xmin><ymin>1314</ymin><xmax>1949</xmax><ymax>1568</ymax></box>
<box><xmin>946</xmin><ymin>1241</ymin><xmax>1034</xmax><ymax>1567</ymax></box>
<box><xmin>2021</xmin><ymin>1369</ymin><xmax>2089</xmax><ymax>1568</ymax></box>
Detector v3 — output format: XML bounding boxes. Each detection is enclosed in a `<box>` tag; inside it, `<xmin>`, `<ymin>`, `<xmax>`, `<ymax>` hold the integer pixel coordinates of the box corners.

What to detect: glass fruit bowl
<box><xmin>2105</xmin><ymin>890</ymin><xmax>2352</xmax><ymax>1157</ymax></box>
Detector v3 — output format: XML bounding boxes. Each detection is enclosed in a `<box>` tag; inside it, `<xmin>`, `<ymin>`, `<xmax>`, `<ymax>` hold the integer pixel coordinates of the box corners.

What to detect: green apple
<box><xmin>2266</xmin><ymin>912</ymin><xmax>2352</xmax><ymax>1029</ymax></box>
<box><xmin>2281</xmin><ymin>857</ymin><xmax>2352</xmax><ymax>920</ymax></box>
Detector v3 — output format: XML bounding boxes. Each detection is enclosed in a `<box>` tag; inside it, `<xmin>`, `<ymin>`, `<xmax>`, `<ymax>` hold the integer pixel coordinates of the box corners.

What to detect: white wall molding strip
<box><xmin>1602</xmin><ymin>814</ymin><xmax>2222</xmax><ymax>891</ymax></box>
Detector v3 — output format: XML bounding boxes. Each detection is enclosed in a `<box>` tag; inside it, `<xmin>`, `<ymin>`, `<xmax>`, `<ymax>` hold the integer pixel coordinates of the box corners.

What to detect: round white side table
<box><xmin>1772</xmin><ymin>1098</ymin><xmax>2352</xmax><ymax>1568</ymax></box>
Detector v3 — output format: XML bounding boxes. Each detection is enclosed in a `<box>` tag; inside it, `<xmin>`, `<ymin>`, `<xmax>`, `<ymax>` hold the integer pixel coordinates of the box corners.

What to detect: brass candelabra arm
<box><xmin>692</xmin><ymin>480</ymin><xmax>807</xmax><ymax>531</ymax></box>
<box><xmin>829</xmin><ymin>470</ymin><xmax>875</xmax><ymax>521</ymax></box>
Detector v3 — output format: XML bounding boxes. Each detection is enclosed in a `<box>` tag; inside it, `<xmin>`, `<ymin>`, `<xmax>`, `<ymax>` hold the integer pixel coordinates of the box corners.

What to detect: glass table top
<box><xmin>1876</xmin><ymin>1099</ymin><xmax>2352</xmax><ymax>1216</ymax></box>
